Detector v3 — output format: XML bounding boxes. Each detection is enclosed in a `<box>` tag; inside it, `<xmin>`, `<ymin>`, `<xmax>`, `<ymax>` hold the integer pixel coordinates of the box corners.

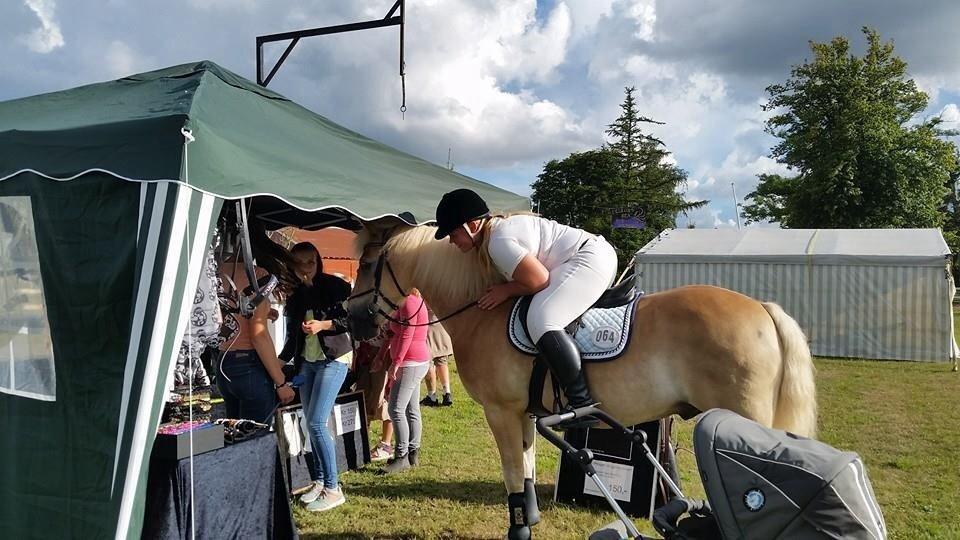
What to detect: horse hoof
<box><xmin>506</xmin><ymin>525</ymin><xmax>532</xmax><ymax>540</ymax></box>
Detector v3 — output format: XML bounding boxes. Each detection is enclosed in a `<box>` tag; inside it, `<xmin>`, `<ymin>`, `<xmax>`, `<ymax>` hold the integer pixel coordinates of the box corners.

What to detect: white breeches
<box><xmin>526</xmin><ymin>237</ymin><xmax>618</xmax><ymax>342</ymax></box>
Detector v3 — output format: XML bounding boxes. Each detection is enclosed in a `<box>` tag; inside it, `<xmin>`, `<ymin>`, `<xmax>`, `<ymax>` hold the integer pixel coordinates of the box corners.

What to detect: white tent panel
<box><xmin>635</xmin><ymin>229</ymin><xmax>957</xmax><ymax>362</ymax></box>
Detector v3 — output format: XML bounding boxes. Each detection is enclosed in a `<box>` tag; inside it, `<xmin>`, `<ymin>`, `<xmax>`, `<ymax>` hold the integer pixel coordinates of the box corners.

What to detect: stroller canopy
<box><xmin>694</xmin><ymin>409</ymin><xmax>886</xmax><ymax>539</ymax></box>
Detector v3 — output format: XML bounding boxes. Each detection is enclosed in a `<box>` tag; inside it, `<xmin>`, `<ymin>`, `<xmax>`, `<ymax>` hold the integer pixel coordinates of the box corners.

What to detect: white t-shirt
<box><xmin>487</xmin><ymin>215</ymin><xmax>591</xmax><ymax>279</ymax></box>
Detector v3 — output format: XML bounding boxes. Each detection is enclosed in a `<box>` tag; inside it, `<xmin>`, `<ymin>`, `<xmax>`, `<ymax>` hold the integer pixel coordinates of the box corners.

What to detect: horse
<box><xmin>346</xmin><ymin>222</ymin><xmax>817</xmax><ymax>540</ymax></box>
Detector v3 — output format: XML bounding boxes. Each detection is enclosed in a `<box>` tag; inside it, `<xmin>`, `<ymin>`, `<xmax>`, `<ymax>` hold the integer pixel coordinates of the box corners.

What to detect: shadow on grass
<box><xmin>301</xmin><ymin>534</ymin><xmax>416</xmax><ymax>540</ymax></box>
<box><xmin>301</xmin><ymin>533</ymin><xmax>492</xmax><ymax>540</ymax></box>
<box><xmin>343</xmin><ymin>477</ymin><xmax>508</xmax><ymax>505</ymax></box>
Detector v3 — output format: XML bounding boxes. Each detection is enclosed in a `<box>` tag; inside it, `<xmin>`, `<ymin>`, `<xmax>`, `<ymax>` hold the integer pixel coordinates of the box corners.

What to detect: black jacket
<box><xmin>279</xmin><ymin>273</ymin><xmax>352</xmax><ymax>366</ymax></box>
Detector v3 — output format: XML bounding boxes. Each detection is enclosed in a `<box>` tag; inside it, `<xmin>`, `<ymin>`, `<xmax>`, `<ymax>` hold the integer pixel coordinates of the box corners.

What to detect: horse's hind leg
<box><xmin>485</xmin><ymin>405</ymin><xmax>535</xmax><ymax>540</ymax></box>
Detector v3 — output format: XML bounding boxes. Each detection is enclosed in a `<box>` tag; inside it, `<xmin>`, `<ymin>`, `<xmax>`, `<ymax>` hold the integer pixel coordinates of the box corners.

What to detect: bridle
<box><xmin>347</xmin><ymin>241</ymin><xmax>477</xmax><ymax>328</ymax></box>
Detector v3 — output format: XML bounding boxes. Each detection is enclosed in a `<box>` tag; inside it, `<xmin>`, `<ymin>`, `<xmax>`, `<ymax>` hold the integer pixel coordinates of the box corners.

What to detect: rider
<box><xmin>434</xmin><ymin>188</ymin><xmax>618</xmax><ymax>426</ymax></box>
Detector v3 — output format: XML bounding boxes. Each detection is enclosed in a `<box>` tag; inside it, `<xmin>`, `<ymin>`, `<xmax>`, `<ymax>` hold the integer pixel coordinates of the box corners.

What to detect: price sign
<box><xmin>583</xmin><ymin>461</ymin><xmax>634</xmax><ymax>502</ymax></box>
<box><xmin>333</xmin><ymin>401</ymin><xmax>361</xmax><ymax>436</ymax></box>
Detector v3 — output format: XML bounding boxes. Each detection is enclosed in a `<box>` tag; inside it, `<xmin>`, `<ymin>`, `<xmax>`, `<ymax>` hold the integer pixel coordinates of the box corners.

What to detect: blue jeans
<box><xmin>217</xmin><ymin>350</ymin><xmax>277</xmax><ymax>423</ymax></box>
<box><xmin>299</xmin><ymin>359</ymin><xmax>348</xmax><ymax>488</ymax></box>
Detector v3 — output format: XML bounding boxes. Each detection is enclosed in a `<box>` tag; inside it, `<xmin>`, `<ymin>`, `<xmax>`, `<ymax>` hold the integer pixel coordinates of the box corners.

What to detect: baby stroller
<box><xmin>652</xmin><ymin>409</ymin><xmax>887</xmax><ymax>540</ymax></box>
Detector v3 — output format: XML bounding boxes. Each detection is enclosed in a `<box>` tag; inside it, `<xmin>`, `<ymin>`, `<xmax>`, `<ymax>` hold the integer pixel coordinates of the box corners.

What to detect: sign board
<box><xmin>612</xmin><ymin>205</ymin><xmax>646</xmax><ymax>229</ymax></box>
<box><xmin>275</xmin><ymin>391</ymin><xmax>370</xmax><ymax>495</ymax></box>
<box><xmin>554</xmin><ymin>420</ymin><xmax>673</xmax><ymax>519</ymax></box>
<box><xmin>333</xmin><ymin>399</ymin><xmax>361</xmax><ymax>436</ymax></box>
<box><xmin>582</xmin><ymin>460</ymin><xmax>635</xmax><ymax>502</ymax></box>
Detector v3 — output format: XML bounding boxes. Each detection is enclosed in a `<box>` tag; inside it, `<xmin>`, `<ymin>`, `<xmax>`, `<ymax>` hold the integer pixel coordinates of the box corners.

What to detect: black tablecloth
<box><xmin>142</xmin><ymin>432</ymin><xmax>297</xmax><ymax>540</ymax></box>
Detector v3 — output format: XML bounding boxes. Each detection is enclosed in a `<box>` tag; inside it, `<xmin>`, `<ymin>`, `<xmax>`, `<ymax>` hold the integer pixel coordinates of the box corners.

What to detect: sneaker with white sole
<box><xmin>305</xmin><ymin>485</ymin><xmax>346</xmax><ymax>512</ymax></box>
<box><xmin>370</xmin><ymin>443</ymin><xmax>393</xmax><ymax>462</ymax></box>
<box><xmin>299</xmin><ymin>481</ymin><xmax>324</xmax><ymax>504</ymax></box>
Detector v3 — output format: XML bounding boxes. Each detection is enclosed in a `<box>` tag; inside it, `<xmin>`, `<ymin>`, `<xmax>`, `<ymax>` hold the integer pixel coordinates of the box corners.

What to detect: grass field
<box><xmin>296</xmin><ymin>358</ymin><xmax>960</xmax><ymax>539</ymax></box>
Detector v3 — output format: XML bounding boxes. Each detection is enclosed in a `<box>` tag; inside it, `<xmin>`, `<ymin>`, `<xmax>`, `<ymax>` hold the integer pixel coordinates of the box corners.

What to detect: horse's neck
<box><xmin>391</xmin><ymin>233</ymin><xmax>497</xmax><ymax>318</ymax></box>
<box><xmin>385</xmin><ymin>229</ymin><xmax>502</xmax><ymax>363</ymax></box>
<box><xmin>420</xmin><ymin>302</ymin><xmax>483</xmax><ymax>363</ymax></box>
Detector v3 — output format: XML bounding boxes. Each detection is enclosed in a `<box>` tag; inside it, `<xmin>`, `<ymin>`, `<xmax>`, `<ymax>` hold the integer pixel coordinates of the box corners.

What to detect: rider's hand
<box><xmin>478</xmin><ymin>284</ymin><xmax>510</xmax><ymax>310</ymax></box>
<box><xmin>302</xmin><ymin>320</ymin><xmax>333</xmax><ymax>335</ymax></box>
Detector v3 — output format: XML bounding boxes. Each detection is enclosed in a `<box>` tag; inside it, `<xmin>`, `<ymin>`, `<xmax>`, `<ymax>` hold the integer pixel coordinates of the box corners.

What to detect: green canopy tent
<box><xmin>0</xmin><ymin>60</ymin><xmax>528</xmax><ymax>539</ymax></box>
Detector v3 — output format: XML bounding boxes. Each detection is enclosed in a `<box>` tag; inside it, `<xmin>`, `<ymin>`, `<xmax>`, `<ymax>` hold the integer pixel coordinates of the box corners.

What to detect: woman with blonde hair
<box><xmin>434</xmin><ymin>188</ymin><xmax>618</xmax><ymax>429</ymax></box>
<box><xmin>381</xmin><ymin>287</ymin><xmax>432</xmax><ymax>474</ymax></box>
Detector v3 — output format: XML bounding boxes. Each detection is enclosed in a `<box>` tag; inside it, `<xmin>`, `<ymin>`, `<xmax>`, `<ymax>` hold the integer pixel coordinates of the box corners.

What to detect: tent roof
<box><xmin>0</xmin><ymin>60</ymin><xmax>528</xmax><ymax>225</ymax></box>
<box><xmin>636</xmin><ymin>228</ymin><xmax>952</xmax><ymax>266</ymax></box>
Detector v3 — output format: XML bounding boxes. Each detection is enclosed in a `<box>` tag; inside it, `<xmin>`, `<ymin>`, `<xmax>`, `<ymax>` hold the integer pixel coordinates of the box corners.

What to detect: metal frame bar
<box><xmin>255</xmin><ymin>207</ymin><xmax>352</xmax><ymax>230</ymax></box>
<box><xmin>256</xmin><ymin>0</ymin><xmax>404</xmax><ymax>87</ymax></box>
<box><xmin>535</xmin><ymin>406</ymin><xmax>686</xmax><ymax>539</ymax></box>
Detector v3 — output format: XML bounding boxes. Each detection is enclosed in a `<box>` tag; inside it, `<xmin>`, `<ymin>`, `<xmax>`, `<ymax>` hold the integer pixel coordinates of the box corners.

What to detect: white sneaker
<box><xmin>299</xmin><ymin>481</ymin><xmax>324</xmax><ymax>504</ymax></box>
<box><xmin>370</xmin><ymin>443</ymin><xmax>393</xmax><ymax>462</ymax></box>
<box><xmin>306</xmin><ymin>485</ymin><xmax>346</xmax><ymax>512</ymax></box>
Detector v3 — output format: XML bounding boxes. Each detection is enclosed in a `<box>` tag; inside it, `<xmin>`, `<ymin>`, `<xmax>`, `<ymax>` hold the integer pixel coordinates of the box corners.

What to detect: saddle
<box><xmin>507</xmin><ymin>276</ymin><xmax>642</xmax><ymax>417</ymax></box>
<box><xmin>509</xmin><ymin>276</ymin><xmax>640</xmax><ymax>361</ymax></box>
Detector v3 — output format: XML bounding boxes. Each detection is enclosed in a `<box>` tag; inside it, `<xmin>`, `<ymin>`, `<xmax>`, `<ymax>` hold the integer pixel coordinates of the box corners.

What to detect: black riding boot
<box><xmin>536</xmin><ymin>330</ymin><xmax>598</xmax><ymax>428</ymax></box>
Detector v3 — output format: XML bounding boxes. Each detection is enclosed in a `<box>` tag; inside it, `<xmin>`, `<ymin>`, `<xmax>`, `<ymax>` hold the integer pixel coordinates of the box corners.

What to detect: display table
<box><xmin>142</xmin><ymin>431</ymin><xmax>297</xmax><ymax>540</ymax></box>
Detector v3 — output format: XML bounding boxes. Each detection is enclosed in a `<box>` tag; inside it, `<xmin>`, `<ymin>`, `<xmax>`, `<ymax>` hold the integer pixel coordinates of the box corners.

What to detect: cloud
<box><xmin>939</xmin><ymin>103</ymin><xmax>960</xmax><ymax>123</ymax></box>
<box><xmin>566</xmin><ymin>0</ymin><xmax>616</xmax><ymax>40</ymax></box>
<box><xmin>265</xmin><ymin>0</ymin><xmax>592</xmax><ymax>169</ymax></box>
<box><xmin>679</xmin><ymin>144</ymin><xmax>793</xmax><ymax>229</ymax></box>
<box><xmin>19</xmin><ymin>0</ymin><xmax>64</xmax><ymax>53</ymax></box>
<box><xmin>627</xmin><ymin>0</ymin><xmax>656</xmax><ymax>41</ymax></box>
<box><xmin>103</xmin><ymin>41</ymin><xmax>140</xmax><ymax>78</ymax></box>
<box><xmin>482</xmin><ymin>1</ymin><xmax>572</xmax><ymax>85</ymax></box>
<box><xmin>3</xmin><ymin>0</ymin><xmax>960</xmax><ymax>229</ymax></box>
<box><xmin>187</xmin><ymin>0</ymin><xmax>257</xmax><ymax>11</ymax></box>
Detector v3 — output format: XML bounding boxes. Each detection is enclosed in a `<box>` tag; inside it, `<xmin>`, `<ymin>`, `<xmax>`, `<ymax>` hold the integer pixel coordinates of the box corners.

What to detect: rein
<box><xmin>348</xmin><ymin>243</ymin><xmax>477</xmax><ymax>327</ymax></box>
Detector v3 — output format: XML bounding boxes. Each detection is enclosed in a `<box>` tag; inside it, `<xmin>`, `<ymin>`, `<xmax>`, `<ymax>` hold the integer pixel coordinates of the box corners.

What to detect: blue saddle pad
<box><xmin>508</xmin><ymin>294</ymin><xmax>640</xmax><ymax>362</ymax></box>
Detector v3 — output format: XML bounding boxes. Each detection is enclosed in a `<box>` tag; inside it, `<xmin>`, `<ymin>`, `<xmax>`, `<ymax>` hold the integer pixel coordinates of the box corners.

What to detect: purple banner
<box><xmin>613</xmin><ymin>216</ymin><xmax>646</xmax><ymax>229</ymax></box>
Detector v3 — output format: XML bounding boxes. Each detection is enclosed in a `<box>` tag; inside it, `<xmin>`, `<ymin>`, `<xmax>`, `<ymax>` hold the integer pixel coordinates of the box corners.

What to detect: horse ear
<box><xmin>360</xmin><ymin>217</ymin><xmax>404</xmax><ymax>239</ymax></box>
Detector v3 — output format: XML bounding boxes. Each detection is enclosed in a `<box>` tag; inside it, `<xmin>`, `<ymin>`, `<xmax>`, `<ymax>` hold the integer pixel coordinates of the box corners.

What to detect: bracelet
<box><xmin>274</xmin><ymin>381</ymin><xmax>291</xmax><ymax>390</ymax></box>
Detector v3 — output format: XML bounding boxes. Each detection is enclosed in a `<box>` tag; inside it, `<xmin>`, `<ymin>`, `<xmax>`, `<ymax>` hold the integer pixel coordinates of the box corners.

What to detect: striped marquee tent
<box><xmin>0</xmin><ymin>61</ymin><xmax>528</xmax><ymax>539</ymax></box>
<box><xmin>634</xmin><ymin>228</ymin><xmax>958</xmax><ymax>363</ymax></box>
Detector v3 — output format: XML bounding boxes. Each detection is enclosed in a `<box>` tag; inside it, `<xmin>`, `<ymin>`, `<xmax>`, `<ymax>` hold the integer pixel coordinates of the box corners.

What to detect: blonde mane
<box><xmin>385</xmin><ymin>225</ymin><xmax>502</xmax><ymax>306</ymax></box>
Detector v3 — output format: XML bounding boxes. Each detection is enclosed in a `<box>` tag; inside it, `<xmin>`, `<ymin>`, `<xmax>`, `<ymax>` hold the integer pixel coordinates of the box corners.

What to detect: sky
<box><xmin>3</xmin><ymin>0</ymin><xmax>960</xmax><ymax>228</ymax></box>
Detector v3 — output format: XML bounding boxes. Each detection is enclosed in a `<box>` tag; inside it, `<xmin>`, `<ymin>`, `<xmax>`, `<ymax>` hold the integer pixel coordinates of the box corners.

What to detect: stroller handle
<box><xmin>652</xmin><ymin>497</ymin><xmax>710</xmax><ymax>538</ymax></box>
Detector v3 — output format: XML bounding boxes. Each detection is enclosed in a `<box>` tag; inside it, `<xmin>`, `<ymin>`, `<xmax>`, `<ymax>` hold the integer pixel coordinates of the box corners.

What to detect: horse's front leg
<box><xmin>485</xmin><ymin>405</ymin><xmax>538</xmax><ymax>540</ymax></box>
<box><xmin>521</xmin><ymin>416</ymin><xmax>540</xmax><ymax>527</ymax></box>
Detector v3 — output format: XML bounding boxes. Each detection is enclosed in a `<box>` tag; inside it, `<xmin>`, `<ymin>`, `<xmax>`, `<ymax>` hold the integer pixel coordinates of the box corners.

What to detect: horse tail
<box><xmin>762</xmin><ymin>302</ymin><xmax>818</xmax><ymax>438</ymax></box>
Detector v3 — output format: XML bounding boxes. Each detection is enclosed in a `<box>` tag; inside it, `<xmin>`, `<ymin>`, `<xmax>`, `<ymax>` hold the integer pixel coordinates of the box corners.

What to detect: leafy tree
<box><xmin>532</xmin><ymin>87</ymin><xmax>706</xmax><ymax>270</ymax></box>
<box><xmin>742</xmin><ymin>27</ymin><xmax>958</xmax><ymax>228</ymax></box>
<box><xmin>941</xmin><ymin>167</ymin><xmax>960</xmax><ymax>280</ymax></box>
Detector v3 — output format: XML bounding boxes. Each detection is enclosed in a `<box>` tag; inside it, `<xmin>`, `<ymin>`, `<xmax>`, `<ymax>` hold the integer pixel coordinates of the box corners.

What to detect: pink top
<box><xmin>388</xmin><ymin>295</ymin><xmax>431</xmax><ymax>367</ymax></box>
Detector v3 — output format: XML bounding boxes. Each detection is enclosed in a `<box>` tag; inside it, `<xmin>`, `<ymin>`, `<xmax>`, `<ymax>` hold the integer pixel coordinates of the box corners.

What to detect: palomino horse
<box><xmin>347</xmin><ymin>223</ymin><xmax>817</xmax><ymax>539</ymax></box>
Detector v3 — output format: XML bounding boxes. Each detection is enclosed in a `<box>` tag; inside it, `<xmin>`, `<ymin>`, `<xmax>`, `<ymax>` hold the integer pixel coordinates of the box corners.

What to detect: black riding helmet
<box><xmin>434</xmin><ymin>188</ymin><xmax>491</xmax><ymax>240</ymax></box>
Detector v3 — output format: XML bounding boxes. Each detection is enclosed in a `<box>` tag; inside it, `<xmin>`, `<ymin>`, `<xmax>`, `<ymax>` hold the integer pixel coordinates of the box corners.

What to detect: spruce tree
<box><xmin>532</xmin><ymin>87</ymin><xmax>706</xmax><ymax>269</ymax></box>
